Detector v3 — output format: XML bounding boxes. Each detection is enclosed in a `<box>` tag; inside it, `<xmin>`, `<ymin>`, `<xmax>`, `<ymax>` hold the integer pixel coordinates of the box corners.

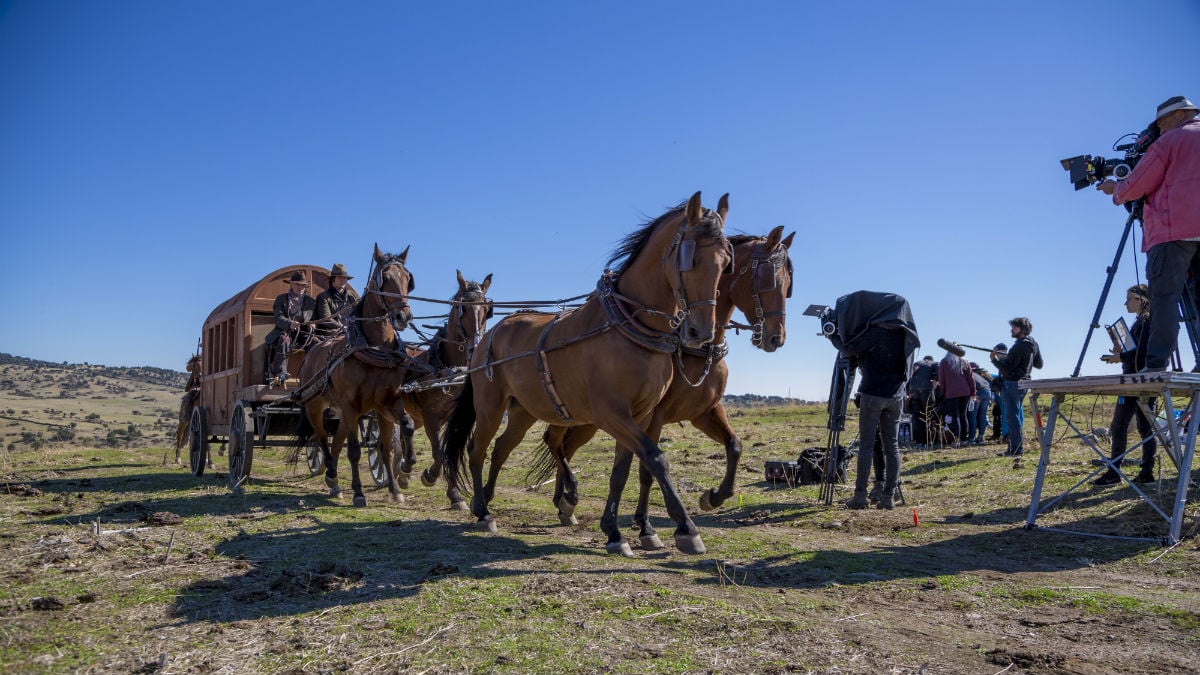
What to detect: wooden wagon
<box><xmin>186</xmin><ymin>264</ymin><xmax>392</xmax><ymax>492</ymax></box>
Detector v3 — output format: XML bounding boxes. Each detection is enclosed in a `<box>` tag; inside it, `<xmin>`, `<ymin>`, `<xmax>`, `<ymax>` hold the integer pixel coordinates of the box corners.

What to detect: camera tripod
<box><xmin>1073</xmin><ymin>204</ymin><xmax>1200</xmax><ymax>377</ymax></box>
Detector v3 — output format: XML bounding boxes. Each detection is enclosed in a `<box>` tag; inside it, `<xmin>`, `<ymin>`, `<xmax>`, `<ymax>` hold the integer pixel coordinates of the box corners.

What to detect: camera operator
<box><xmin>1097</xmin><ymin>96</ymin><xmax>1200</xmax><ymax>372</ymax></box>
<box><xmin>990</xmin><ymin>317</ymin><xmax>1042</xmax><ymax>458</ymax></box>
<box><xmin>845</xmin><ymin>324</ymin><xmax>912</xmax><ymax>510</ymax></box>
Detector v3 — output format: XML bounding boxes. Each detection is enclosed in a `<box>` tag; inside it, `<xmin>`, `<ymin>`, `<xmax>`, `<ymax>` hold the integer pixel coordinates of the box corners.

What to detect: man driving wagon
<box><xmin>265</xmin><ymin>271</ymin><xmax>317</xmax><ymax>386</ymax></box>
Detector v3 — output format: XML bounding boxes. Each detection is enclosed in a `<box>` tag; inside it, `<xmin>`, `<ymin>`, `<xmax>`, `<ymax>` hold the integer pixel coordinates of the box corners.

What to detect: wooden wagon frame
<box><xmin>186</xmin><ymin>264</ymin><xmax>394</xmax><ymax>492</ymax></box>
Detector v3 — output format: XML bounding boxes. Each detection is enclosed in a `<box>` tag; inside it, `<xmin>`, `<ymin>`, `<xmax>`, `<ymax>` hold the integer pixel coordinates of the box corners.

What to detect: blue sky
<box><xmin>1</xmin><ymin>1</ymin><xmax>1198</xmax><ymax>400</ymax></box>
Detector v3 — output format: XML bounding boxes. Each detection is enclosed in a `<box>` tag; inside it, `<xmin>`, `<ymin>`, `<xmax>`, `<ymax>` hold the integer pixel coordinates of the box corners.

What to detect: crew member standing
<box><xmin>1095</xmin><ymin>284</ymin><xmax>1158</xmax><ymax>485</ymax></box>
<box><xmin>991</xmin><ymin>317</ymin><xmax>1042</xmax><ymax>458</ymax></box>
<box><xmin>1097</xmin><ymin>95</ymin><xmax>1200</xmax><ymax>372</ymax></box>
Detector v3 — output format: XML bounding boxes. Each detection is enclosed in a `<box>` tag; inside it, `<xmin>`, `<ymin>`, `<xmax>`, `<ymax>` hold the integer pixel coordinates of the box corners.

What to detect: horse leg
<box><xmin>377</xmin><ymin>416</ymin><xmax>405</xmax><ymax>503</ymax></box>
<box><xmin>633</xmin><ymin>460</ymin><xmax>664</xmax><ymax>550</ymax></box>
<box><xmin>610</xmin><ymin>423</ymin><xmax>705</xmax><ymax>555</ymax></box>
<box><xmin>691</xmin><ymin>402</ymin><xmax>742</xmax><ymax>511</ymax></box>
<box><xmin>393</xmin><ymin>413</ymin><xmax>415</xmax><ymax>490</ymax></box>
<box><xmin>344</xmin><ymin>415</ymin><xmax>366</xmax><ymax>507</ymax></box>
<box><xmin>548</xmin><ymin>425</ymin><xmax>598</xmax><ymax>526</ymax></box>
<box><xmin>600</xmin><ymin>445</ymin><xmax>637</xmax><ymax>557</ymax></box>
<box><xmin>483</xmin><ymin>407</ymin><xmax>537</xmax><ymax>507</ymax></box>
<box><xmin>310</xmin><ymin>407</ymin><xmax>341</xmax><ymax>499</ymax></box>
<box><xmin>467</xmin><ymin>401</ymin><xmax>507</xmax><ymax>532</ymax></box>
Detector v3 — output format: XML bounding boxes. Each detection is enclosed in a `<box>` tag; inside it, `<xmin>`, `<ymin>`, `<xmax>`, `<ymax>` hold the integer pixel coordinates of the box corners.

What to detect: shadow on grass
<box><xmin>168</xmin><ymin>516</ymin><xmax>617</xmax><ymax>624</ymax></box>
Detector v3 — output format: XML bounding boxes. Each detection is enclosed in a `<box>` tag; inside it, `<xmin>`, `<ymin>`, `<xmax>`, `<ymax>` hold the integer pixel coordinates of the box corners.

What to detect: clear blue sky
<box><xmin>2</xmin><ymin>1</ymin><xmax>1198</xmax><ymax>400</ymax></box>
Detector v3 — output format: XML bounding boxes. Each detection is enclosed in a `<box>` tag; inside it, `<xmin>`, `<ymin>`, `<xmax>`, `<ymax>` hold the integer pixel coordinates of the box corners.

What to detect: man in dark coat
<box><xmin>265</xmin><ymin>271</ymin><xmax>316</xmax><ymax>385</ymax></box>
<box><xmin>990</xmin><ymin>317</ymin><xmax>1043</xmax><ymax>457</ymax></box>
<box><xmin>314</xmin><ymin>263</ymin><xmax>359</xmax><ymax>337</ymax></box>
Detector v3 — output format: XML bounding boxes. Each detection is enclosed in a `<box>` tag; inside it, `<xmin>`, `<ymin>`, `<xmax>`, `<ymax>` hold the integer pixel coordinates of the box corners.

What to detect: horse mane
<box><xmin>726</xmin><ymin>234</ymin><xmax>764</xmax><ymax>247</ymax></box>
<box><xmin>606</xmin><ymin>200</ymin><xmax>725</xmax><ymax>277</ymax></box>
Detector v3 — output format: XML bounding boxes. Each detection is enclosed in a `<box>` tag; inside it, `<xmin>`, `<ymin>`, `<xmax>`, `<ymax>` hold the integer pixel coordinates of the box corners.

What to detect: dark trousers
<box><xmin>942</xmin><ymin>396</ymin><xmax>969</xmax><ymax>445</ymax></box>
<box><xmin>1145</xmin><ymin>240</ymin><xmax>1200</xmax><ymax>369</ymax></box>
<box><xmin>856</xmin><ymin>392</ymin><xmax>902</xmax><ymax>493</ymax></box>
<box><xmin>1110</xmin><ymin>396</ymin><xmax>1157</xmax><ymax>469</ymax></box>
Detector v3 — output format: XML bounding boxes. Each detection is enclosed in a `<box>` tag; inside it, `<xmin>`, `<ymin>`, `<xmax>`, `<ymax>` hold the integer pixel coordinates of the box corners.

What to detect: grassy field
<box><xmin>1</xmin><ymin>367</ymin><xmax>1199</xmax><ymax>674</ymax></box>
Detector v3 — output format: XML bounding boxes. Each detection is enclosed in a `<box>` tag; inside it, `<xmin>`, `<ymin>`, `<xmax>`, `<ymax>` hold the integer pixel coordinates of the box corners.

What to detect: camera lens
<box><xmin>1112</xmin><ymin>163</ymin><xmax>1133</xmax><ymax>180</ymax></box>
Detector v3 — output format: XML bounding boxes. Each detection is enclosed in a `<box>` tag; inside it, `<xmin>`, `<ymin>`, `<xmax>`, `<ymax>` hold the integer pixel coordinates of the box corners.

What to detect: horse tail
<box><xmin>526</xmin><ymin>438</ymin><xmax>558</xmax><ymax>487</ymax></box>
<box><xmin>287</xmin><ymin>411</ymin><xmax>315</xmax><ymax>466</ymax></box>
<box><xmin>441</xmin><ymin>377</ymin><xmax>477</xmax><ymax>495</ymax></box>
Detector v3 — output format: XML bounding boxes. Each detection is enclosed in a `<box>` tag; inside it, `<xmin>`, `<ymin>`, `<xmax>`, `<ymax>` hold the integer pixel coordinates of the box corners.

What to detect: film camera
<box><xmin>1060</xmin><ymin>122</ymin><xmax>1160</xmax><ymax>191</ymax></box>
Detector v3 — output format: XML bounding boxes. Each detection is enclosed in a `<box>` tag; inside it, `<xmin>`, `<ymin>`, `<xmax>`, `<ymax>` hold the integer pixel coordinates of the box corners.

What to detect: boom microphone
<box><xmin>937</xmin><ymin>338</ymin><xmax>996</xmax><ymax>355</ymax></box>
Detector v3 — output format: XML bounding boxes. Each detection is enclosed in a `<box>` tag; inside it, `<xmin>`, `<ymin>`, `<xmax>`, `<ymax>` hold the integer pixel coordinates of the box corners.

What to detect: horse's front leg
<box><xmin>377</xmin><ymin>417</ymin><xmax>405</xmax><ymax>503</ymax></box>
<box><xmin>323</xmin><ymin>416</ymin><xmax>345</xmax><ymax>499</ymax></box>
<box><xmin>600</xmin><ymin>445</ymin><xmax>637</xmax><ymax>557</ymax></box>
<box><xmin>548</xmin><ymin>425</ymin><xmax>596</xmax><ymax>526</ymax></box>
<box><xmin>691</xmin><ymin>403</ymin><xmax>742</xmax><ymax>511</ymax></box>
<box><xmin>633</xmin><ymin>460</ymin><xmax>663</xmax><ymax>550</ymax></box>
<box><xmin>390</xmin><ymin>413</ymin><xmax>414</xmax><ymax>490</ymax></box>
<box><xmin>344</xmin><ymin>416</ymin><xmax>366</xmax><ymax>507</ymax></box>
<box><xmin>614</xmin><ymin>424</ymin><xmax>704</xmax><ymax>555</ymax></box>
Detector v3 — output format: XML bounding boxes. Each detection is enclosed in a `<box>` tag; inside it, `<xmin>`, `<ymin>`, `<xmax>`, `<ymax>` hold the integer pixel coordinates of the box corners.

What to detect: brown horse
<box><xmin>441</xmin><ymin>192</ymin><xmax>732</xmax><ymax>555</ymax></box>
<box><xmin>292</xmin><ymin>244</ymin><xmax>415</xmax><ymax>507</ymax></box>
<box><xmin>391</xmin><ymin>270</ymin><xmax>493</xmax><ymax>504</ymax></box>
<box><xmin>523</xmin><ymin>227</ymin><xmax>794</xmax><ymax>549</ymax></box>
<box><xmin>173</xmin><ymin>354</ymin><xmax>202</xmax><ymax>462</ymax></box>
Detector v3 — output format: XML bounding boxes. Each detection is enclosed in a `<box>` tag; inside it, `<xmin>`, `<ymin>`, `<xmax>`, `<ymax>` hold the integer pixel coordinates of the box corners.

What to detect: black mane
<box><xmin>606</xmin><ymin>200</ymin><xmax>723</xmax><ymax>277</ymax></box>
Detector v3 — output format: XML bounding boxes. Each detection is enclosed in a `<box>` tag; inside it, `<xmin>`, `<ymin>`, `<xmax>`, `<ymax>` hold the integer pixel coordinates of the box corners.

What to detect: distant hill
<box><xmin>722</xmin><ymin>393</ymin><xmax>809</xmax><ymax>407</ymax></box>
<box><xmin>0</xmin><ymin>353</ymin><xmax>187</xmax><ymax>390</ymax></box>
<box><xmin>0</xmin><ymin>353</ymin><xmax>185</xmax><ymax>452</ymax></box>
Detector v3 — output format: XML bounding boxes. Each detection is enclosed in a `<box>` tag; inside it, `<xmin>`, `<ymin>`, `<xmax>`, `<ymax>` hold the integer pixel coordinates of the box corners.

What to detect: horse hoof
<box><xmin>555</xmin><ymin>496</ymin><xmax>577</xmax><ymax>519</ymax></box>
<box><xmin>699</xmin><ymin>489</ymin><xmax>718</xmax><ymax>512</ymax></box>
<box><xmin>353</xmin><ymin>495</ymin><xmax>367</xmax><ymax>508</ymax></box>
<box><xmin>421</xmin><ymin>470</ymin><xmax>437</xmax><ymax>487</ymax></box>
<box><xmin>325</xmin><ymin>475</ymin><xmax>338</xmax><ymax>490</ymax></box>
<box><xmin>450</xmin><ymin>500</ymin><xmax>469</xmax><ymax>512</ymax></box>
<box><xmin>477</xmin><ymin>517</ymin><xmax>498</xmax><ymax>533</ymax></box>
<box><xmin>606</xmin><ymin>541</ymin><xmax>636</xmax><ymax>558</ymax></box>
<box><xmin>558</xmin><ymin>512</ymin><xmax>579</xmax><ymax>526</ymax></box>
<box><xmin>674</xmin><ymin>533</ymin><xmax>706</xmax><ymax>554</ymax></box>
<box><xmin>388</xmin><ymin>491</ymin><xmax>405</xmax><ymax>504</ymax></box>
<box><xmin>328</xmin><ymin>487</ymin><xmax>341</xmax><ymax>498</ymax></box>
<box><xmin>395</xmin><ymin>471</ymin><xmax>411</xmax><ymax>490</ymax></box>
<box><xmin>640</xmin><ymin>534</ymin><xmax>665</xmax><ymax>550</ymax></box>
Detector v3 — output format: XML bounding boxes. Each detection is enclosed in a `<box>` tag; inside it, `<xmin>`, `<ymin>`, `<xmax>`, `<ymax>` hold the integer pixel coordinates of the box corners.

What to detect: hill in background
<box><xmin>0</xmin><ymin>353</ymin><xmax>186</xmax><ymax>454</ymax></box>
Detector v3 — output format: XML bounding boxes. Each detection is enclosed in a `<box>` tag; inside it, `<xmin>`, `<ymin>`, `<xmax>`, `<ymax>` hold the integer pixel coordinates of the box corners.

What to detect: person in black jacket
<box><xmin>990</xmin><ymin>317</ymin><xmax>1043</xmax><ymax>457</ymax></box>
<box><xmin>846</xmin><ymin>324</ymin><xmax>912</xmax><ymax>510</ymax></box>
<box><xmin>1095</xmin><ymin>285</ymin><xmax>1158</xmax><ymax>485</ymax></box>
<box><xmin>265</xmin><ymin>271</ymin><xmax>317</xmax><ymax>385</ymax></box>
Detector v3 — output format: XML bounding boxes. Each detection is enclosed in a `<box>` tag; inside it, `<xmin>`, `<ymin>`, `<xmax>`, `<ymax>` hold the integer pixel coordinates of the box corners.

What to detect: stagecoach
<box><xmin>186</xmin><ymin>264</ymin><xmax>391</xmax><ymax>492</ymax></box>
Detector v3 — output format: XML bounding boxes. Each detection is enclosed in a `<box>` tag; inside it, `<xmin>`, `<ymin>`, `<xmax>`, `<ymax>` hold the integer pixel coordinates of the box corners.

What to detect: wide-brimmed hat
<box><xmin>288</xmin><ymin>271</ymin><xmax>309</xmax><ymax>284</ymax></box>
<box><xmin>1156</xmin><ymin>95</ymin><xmax>1198</xmax><ymax>121</ymax></box>
<box><xmin>329</xmin><ymin>263</ymin><xmax>353</xmax><ymax>279</ymax></box>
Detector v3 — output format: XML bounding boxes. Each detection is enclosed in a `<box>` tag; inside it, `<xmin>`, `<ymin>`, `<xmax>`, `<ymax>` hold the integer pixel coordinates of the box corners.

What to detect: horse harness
<box><xmin>481</xmin><ymin>218</ymin><xmax>732</xmax><ymax>423</ymax></box>
<box><xmin>731</xmin><ymin>238</ymin><xmax>792</xmax><ymax>349</ymax></box>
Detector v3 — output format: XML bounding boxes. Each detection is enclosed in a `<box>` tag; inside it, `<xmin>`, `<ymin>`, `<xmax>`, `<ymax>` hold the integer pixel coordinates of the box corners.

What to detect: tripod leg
<box><xmin>1178</xmin><ymin>281</ymin><xmax>1200</xmax><ymax>371</ymax></box>
<box><xmin>1073</xmin><ymin>213</ymin><xmax>1137</xmax><ymax>377</ymax></box>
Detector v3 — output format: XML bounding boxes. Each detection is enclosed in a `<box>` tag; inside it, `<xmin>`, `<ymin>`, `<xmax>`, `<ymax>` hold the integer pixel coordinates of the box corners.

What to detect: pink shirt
<box><xmin>1112</xmin><ymin>118</ymin><xmax>1200</xmax><ymax>251</ymax></box>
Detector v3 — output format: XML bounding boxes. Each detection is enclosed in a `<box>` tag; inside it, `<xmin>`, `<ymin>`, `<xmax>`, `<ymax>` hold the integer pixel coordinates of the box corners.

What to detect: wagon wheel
<box><xmin>228</xmin><ymin>401</ymin><xmax>254</xmax><ymax>494</ymax></box>
<box><xmin>362</xmin><ymin>415</ymin><xmax>389</xmax><ymax>487</ymax></box>
<box><xmin>305</xmin><ymin>440</ymin><xmax>324</xmax><ymax>477</ymax></box>
<box><xmin>188</xmin><ymin>407</ymin><xmax>209</xmax><ymax>477</ymax></box>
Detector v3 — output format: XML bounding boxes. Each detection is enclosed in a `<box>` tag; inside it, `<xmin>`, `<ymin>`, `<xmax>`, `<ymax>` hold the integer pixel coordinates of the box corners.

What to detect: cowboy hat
<box><xmin>288</xmin><ymin>271</ymin><xmax>309</xmax><ymax>284</ymax></box>
<box><xmin>328</xmin><ymin>263</ymin><xmax>353</xmax><ymax>279</ymax></box>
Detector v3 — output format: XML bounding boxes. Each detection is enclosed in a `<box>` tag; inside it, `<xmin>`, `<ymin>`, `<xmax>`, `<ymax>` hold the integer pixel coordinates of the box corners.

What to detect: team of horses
<box><xmin>197</xmin><ymin>191</ymin><xmax>793</xmax><ymax>556</ymax></box>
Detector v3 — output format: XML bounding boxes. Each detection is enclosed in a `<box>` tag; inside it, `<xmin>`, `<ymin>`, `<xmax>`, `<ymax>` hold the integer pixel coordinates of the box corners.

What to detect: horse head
<box><xmin>371</xmin><ymin>243</ymin><xmax>416</xmax><ymax>334</ymax></box>
<box><xmin>727</xmin><ymin>226</ymin><xmax>794</xmax><ymax>353</ymax></box>
<box><xmin>451</xmin><ymin>269</ymin><xmax>494</xmax><ymax>354</ymax></box>
<box><xmin>671</xmin><ymin>192</ymin><xmax>732</xmax><ymax>349</ymax></box>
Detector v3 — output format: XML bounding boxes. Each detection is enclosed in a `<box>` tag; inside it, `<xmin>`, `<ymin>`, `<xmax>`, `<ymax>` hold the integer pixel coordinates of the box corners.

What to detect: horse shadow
<box><xmin>168</xmin><ymin>517</ymin><xmax>651</xmax><ymax>624</ymax></box>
